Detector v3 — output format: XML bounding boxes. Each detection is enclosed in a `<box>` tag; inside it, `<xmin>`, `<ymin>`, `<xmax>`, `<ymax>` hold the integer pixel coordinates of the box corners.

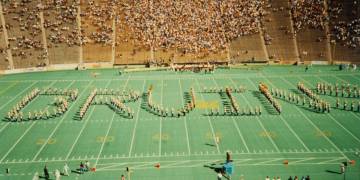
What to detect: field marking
<box><xmin>128</xmin><ymin>80</ymin><xmax>146</xmax><ymax>157</ymax></box>
<box><xmin>253</xmin><ymin>158</ymin><xmax>282</xmax><ymax>165</ymax></box>
<box><xmin>214</xmin><ymin>78</ymin><xmax>250</xmax><ymax>153</ymax></box>
<box><xmin>31</xmin><ymin>80</ymin><xmax>91</xmax><ymax>161</ymax></box>
<box><xmin>250</xmin><ymin>77</ymin><xmax>311</xmax><ymax>152</ymax></box>
<box><xmin>94</xmin><ymin>113</ymin><xmax>116</xmax><ymax>167</ymax></box>
<box><xmin>159</xmin><ymin>80</ymin><xmax>163</xmax><ymax>156</ymax></box>
<box><xmin>279</xmin><ymin>77</ymin><xmax>350</xmax><ymax>160</ymax></box>
<box><xmin>0</xmin><ymin>122</ymin><xmax>38</xmax><ymax>163</ymax></box>
<box><xmin>0</xmin><ymin>81</ymin><xmax>37</xmax><ymax>110</ymax></box>
<box><xmin>0</xmin><ymin>81</ymin><xmax>57</xmax><ymax>163</ymax></box>
<box><xmin>161</xmin><ymin>160</ymin><xmax>192</xmax><ymax>168</ymax></box>
<box><xmin>317</xmin><ymin>157</ymin><xmax>346</xmax><ymax>164</ymax></box>
<box><xmin>195</xmin><ymin>78</ymin><xmax>221</xmax><ymax>154</ymax></box>
<box><xmin>178</xmin><ymin>79</ymin><xmax>191</xmax><ymax>155</ymax></box>
<box><xmin>243</xmin><ymin>78</ymin><xmax>281</xmax><ymax>153</ymax></box>
<box><xmin>94</xmin><ymin>77</ymin><xmax>130</xmax><ymax>167</ymax></box>
<box><xmin>65</xmin><ymin>80</ymin><xmax>112</xmax><ymax>160</ymax></box>
<box><xmin>0</xmin><ymin>123</ymin><xmax>10</xmax><ymax>134</ymax></box>
<box><xmin>329</xmin><ymin>75</ymin><xmax>360</xmax><ymax>122</ymax></box>
<box><xmin>290</xmin><ymin>158</ymin><xmax>315</xmax><ymax>164</ymax></box>
<box><xmin>0</xmin><ymin>81</ymin><xmax>19</xmax><ymax>96</ymax></box>
<box><xmin>1</xmin><ymin>73</ymin><xmax>358</xmax><ymax>83</ymax></box>
<box><xmin>1</xmin><ymin>150</ymin><xmax>355</xmax><ymax>165</ymax></box>
<box><xmin>65</xmin><ymin>106</ymin><xmax>96</xmax><ymax>160</ymax></box>
<box><xmin>305</xmin><ymin>76</ymin><xmax>360</xmax><ymax>145</ymax></box>
<box><xmin>94</xmin><ymin>157</ymin><xmax>345</xmax><ymax>172</ymax></box>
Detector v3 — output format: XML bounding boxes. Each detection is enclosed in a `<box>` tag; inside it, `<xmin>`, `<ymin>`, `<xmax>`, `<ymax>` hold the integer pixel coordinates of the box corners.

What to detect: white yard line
<box><xmin>0</xmin><ymin>81</ymin><xmax>58</xmax><ymax>163</ymax></box>
<box><xmin>194</xmin><ymin>78</ymin><xmax>221</xmax><ymax>154</ymax></box>
<box><xmin>178</xmin><ymin>79</ymin><xmax>191</xmax><ymax>155</ymax></box>
<box><xmin>159</xmin><ymin>80</ymin><xmax>163</xmax><ymax>156</ymax></box>
<box><xmin>300</xmin><ymin>76</ymin><xmax>360</xmax><ymax>145</ymax></box>
<box><xmin>279</xmin><ymin>76</ymin><xmax>350</xmax><ymax>160</ymax></box>
<box><xmin>0</xmin><ymin>81</ymin><xmax>37</xmax><ymax>110</ymax></box>
<box><xmin>212</xmin><ymin>77</ymin><xmax>251</xmax><ymax>152</ymax></box>
<box><xmin>290</xmin><ymin>158</ymin><xmax>315</xmax><ymax>164</ymax></box>
<box><xmin>31</xmin><ymin>80</ymin><xmax>91</xmax><ymax>161</ymax></box>
<box><xmin>65</xmin><ymin>80</ymin><xmax>112</xmax><ymax>160</ymax></box>
<box><xmin>241</xmin><ymin>78</ymin><xmax>281</xmax><ymax>153</ymax></box>
<box><xmin>94</xmin><ymin>113</ymin><xmax>116</xmax><ymax>167</ymax></box>
<box><xmin>94</xmin><ymin>77</ymin><xmax>130</xmax><ymax>167</ymax></box>
<box><xmin>128</xmin><ymin>80</ymin><xmax>146</xmax><ymax>157</ymax></box>
<box><xmin>317</xmin><ymin>157</ymin><xmax>346</xmax><ymax>164</ymax></box>
<box><xmin>65</xmin><ymin>106</ymin><xmax>96</xmax><ymax>160</ymax></box>
<box><xmin>0</xmin><ymin>122</ymin><xmax>38</xmax><ymax>163</ymax></box>
<box><xmin>0</xmin><ymin>123</ymin><xmax>10</xmax><ymax>133</ymax></box>
<box><xmin>225</xmin><ymin>78</ymin><xmax>252</xmax><ymax>153</ymax></box>
<box><xmin>0</xmin><ymin>150</ymin><xmax>353</xmax><ymax>165</ymax></box>
<box><xmin>253</xmin><ymin>158</ymin><xmax>282</xmax><ymax>165</ymax></box>
<box><xmin>0</xmin><ymin>81</ymin><xmax>19</xmax><ymax>95</ymax></box>
<box><xmin>253</xmin><ymin>78</ymin><xmax>311</xmax><ymax>152</ymax></box>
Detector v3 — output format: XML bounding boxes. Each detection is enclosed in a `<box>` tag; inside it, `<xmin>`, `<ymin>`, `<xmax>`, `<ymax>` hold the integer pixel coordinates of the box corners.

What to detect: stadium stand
<box><xmin>2</xmin><ymin>0</ymin><xmax>47</xmax><ymax>69</ymax></box>
<box><xmin>262</xmin><ymin>0</ymin><xmax>299</xmax><ymax>63</ymax></box>
<box><xmin>81</xmin><ymin>0</ymin><xmax>112</xmax><ymax>63</ymax></box>
<box><xmin>329</xmin><ymin>0</ymin><xmax>360</xmax><ymax>63</ymax></box>
<box><xmin>43</xmin><ymin>0</ymin><xmax>81</xmax><ymax>65</ymax></box>
<box><xmin>0</xmin><ymin>0</ymin><xmax>359</xmax><ymax>71</ymax></box>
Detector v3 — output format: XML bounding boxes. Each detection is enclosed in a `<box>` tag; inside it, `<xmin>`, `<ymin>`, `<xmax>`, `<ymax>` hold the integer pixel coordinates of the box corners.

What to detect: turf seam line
<box><xmin>0</xmin><ymin>81</ymin><xmax>57</xmax><ymax>163</ymax></box>
<box><xmin>244</xmin><ymin>77</ymin><xmax>281</xmax><ymax>152</ymax></box>
<box><xmin>250</xmin><ymin>77</ymin><xmax>312</xmax><ymax>152</ymax></box>
<box><xmin>280</xmin><ymin>76</ymin><xmax>350</xmax><ymax>161</ymax></box>
<box><xmin>178</xmin><ymin>79</ymin><xmax>191</xmax><ymax>155</ymax></box>
<box><xmin>159</xmin><ymin>79</ymin><xmax>163</xmax><ymax>156</ymax></box>
<box><xmin>228</xmin><ymin>78</ymin><xmax>259</xmax><ymax>153</ymax></box>
<box><xmin>94</xmin><ymin>76</ymin><xmax>130</xmax><ymax>167</ymax></box>
<box><xmin>311</xmin><ymin>76</ymin><xmax>360</xmax><ymax>145</ymax></box>
<box><xmin>65</xmin><ymin>80</ymin><xmax>112</xmax><ymax>160</ymax></box>
<box><xmin>31</xmin><ymin>80</ymin><xmax>87</xmax><ymax>161</ymax></box>
<box><xmin>0</xmin><ymin>81</ymin><xmax>37</xmax><ymax>110</ymax></box>
<box><xmin>195</xmin><ymin>78</ymin><xmax>221</xmax><ymax>154</ymax></box>
<box><xmin>128</xmin><ymin>80</ymin><xmax>146</xmax><ymax>157</ymax></box>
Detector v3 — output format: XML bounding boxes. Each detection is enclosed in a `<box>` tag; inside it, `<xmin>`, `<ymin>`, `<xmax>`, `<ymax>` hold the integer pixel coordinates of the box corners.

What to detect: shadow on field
<box><xmin>251</xmin><ymin>91</ymin><xmax>278</xmax><ymax>115</ymax></box>
<box><xmin>326</xmin><ymin>170</ymin><xmax>342</xmax><ymax>174</ymax></box>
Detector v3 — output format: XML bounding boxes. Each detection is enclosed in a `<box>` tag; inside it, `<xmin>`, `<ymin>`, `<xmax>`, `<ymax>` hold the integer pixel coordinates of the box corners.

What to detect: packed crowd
<box><xmin>259</xmin><ymin>83</ymin><xmax>281</xmax><ymax>113</ymax></box>
<box><xmin>121</xmin><ymin>0</ymin><xmax>265</xmax><ymax>54</ymax></box>
<box><xmin>329</xmin><ymin>1</ymin><xmax>360</xmax><ymax>49</ymax></box>
<box><xmin>290</xmin><ymin>0</ymin><xmax>326</xmax><ymax>32</ymax></box>
<box><xmin>2</xmin><ymin>0</ymin><xmax>47</xmax><ymax>61</ymax></box>
<box><xmin>82</xmin><ymin>0</ymin><xmax>114</xmax><ymax>45</ymax></box>
<box><xmin>145</xmin><ymin>86</ymin><xmax>195</xmax><ymax>117</ymax></box>
<box><xmin>42</xmin><ymin>0</ymin><xmax>82</xmax><ymax>47</ymax></box>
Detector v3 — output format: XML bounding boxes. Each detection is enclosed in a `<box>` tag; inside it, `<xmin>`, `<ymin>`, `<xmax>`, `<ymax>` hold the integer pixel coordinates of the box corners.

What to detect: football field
<box><xmin>0</xmin><ymin>65</ymin><xmax>359</xmax><ymax>179</ymax></box>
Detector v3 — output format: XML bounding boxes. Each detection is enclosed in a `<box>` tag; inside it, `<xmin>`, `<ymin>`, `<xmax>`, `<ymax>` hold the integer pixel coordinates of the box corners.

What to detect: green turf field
<box><xmin>0</xmin><ymin>65</ymin><xmax>359</xmax><ymax>179</ymax></box>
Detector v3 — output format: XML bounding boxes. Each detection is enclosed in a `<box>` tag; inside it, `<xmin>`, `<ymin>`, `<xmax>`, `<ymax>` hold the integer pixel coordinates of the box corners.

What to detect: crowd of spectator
<box><xmin>120</xmin><ymin>0</ymin><xmax>265</xmax><ymax>54</ymax></box>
